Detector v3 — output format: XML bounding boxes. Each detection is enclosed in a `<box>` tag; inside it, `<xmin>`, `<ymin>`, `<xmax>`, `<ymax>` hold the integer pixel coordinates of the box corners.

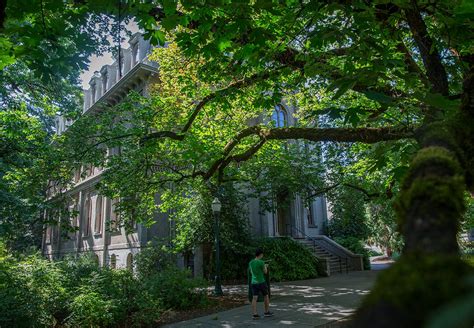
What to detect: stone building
<box><xmin>43</xmin><ymin>33</ymin><xmax>362</xmax><ymax>276</ymax></box>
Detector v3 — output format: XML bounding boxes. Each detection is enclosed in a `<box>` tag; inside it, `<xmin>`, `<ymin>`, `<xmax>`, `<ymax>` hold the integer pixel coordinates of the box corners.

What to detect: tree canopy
<box><xmin>1</xmin><ymin>0</ymin><xmax>474</xmax><ymax>326</ymax></box>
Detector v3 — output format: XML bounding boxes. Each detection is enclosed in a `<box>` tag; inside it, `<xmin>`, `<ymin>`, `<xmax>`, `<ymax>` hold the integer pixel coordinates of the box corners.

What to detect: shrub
<box><xmin>0</xmin><ymin>245</ymin><xmax>68</xmax><ymax>327</ymax></box>
<box><xmin>67</xmin><ymin>285</ymin><xmax>116</xmax><ymax>328</ymax></box>
<box><xmin>256</xmin><ymin>237</ymin><xmax>320</xmax><ymax>281</ymax></box>
<box><xmin>134</xmin><ymin>240</ymin><xmax>176</xmax><ymax>279</ymax></box>
<box><xmin>143</xmin><ymin>266</ymin><xmax>208</xmax><ymax>310</ymax></box>
<box><xmin>219</xmin><ymin>244</ymin><xmax>254</xmax><ymax>281</ymax></box>
<box><xmin>0</xmin><ymin>242</ymin><xmax>210</xmax><ymax>328</ymax></box>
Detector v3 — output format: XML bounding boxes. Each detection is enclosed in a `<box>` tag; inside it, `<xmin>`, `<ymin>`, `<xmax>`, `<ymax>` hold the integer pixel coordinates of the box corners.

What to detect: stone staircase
<box><xmin>294</xmin><ymin>237</ymin><xmax>363</xmax><ymax>275</ymax></box>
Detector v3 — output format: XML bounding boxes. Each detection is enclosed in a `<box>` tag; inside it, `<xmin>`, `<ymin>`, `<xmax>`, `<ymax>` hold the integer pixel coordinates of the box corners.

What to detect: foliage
<box><xmin>255</xmin><ymin>237</ymin><xmax>321</xmax><ymax>282</ymax></box>
<box><xmin>0</xmin><ymin>244</ymin><xmax>68</xmax><ymax>327</ymax></box>
<box><xmin>2</xmin><ymin>1</ymin><xmax>474</xmax><ymax>326</ymax></box>
<box><xmin>67</xmin><ymin>286</ymin><xmax>116</xmax><ymax>328</ymax></box>
<box><xmin>144</xmin><ymin>267</ymin><xmax>208</xmax><ymax>310</ymax></box>
<box><xmin>357</xmin><ymin>254</ymin><xmax>474</xmax><ymax>327</ymax></box>
<box><xmin>327</xmin><ymin>187</ymin><xmax>369</xmax><ymax>241</ymax></box>
<box><xmin>366</xmin><ymin>199</ymin><xmax>404</xmax><ymax>257</ymax></box>
<box><xmin>134</xmin><ymin>240</ymin><xmax>177</xmax><ymax>279</ymax></box>
<box><xmin>334</xmin><ymin>237</ymin><xmax>371</xmax><ymax>270</ymax></box>
<box><xmin>427</xmin><ymin>276</ymin><xmax>474</xmax><ymax>328</ymax></box>
<box><xmin>0</xmin><ymin>242</ymin><xmax>209</xmax><ymax>328</ymax></box>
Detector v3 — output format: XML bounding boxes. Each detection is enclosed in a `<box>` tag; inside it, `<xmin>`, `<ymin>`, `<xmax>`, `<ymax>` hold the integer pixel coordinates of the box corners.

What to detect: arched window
<box><xmin>271</xmin><ymin>105</ymin><xmax>287</xmax><ymax>127</ymax></box>
<box><xmin>110</xmin><ymin>254</ymin><xmax>116</xmax><ymax>269</ymax></box>
<box><xmin>94</xmin><ymin>195</ymin><xmax>103</xmax><ymax>234</ymax></box>
<box><xmin>126</xmin><ymin>253</ymin><xmax>133</xmax><ymax>272</ymax></box>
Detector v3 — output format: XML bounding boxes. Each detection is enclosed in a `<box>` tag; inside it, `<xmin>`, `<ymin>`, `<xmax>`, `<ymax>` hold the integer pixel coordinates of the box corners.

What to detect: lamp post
<box><xmin>212</xmin><ymin>197</ymin><xmax>223</xmax><ymax>296</ymax></box>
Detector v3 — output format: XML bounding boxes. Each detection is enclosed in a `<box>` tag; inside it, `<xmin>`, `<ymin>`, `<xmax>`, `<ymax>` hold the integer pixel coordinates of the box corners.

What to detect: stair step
<box><xmin>294</xmin><ymin>237</ymin><xmax>356</xmax><ymax>273</ymax></box>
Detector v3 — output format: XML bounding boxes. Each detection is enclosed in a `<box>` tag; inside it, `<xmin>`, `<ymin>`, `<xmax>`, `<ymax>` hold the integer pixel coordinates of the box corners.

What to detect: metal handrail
<box><xmin>286</xmin><ymin>224</ymin><xmax>318</xmax><ymax>255</ymax></box>
<box><xmin>286</xmin><ymin>224</ymin><xmax>354</xmax><ymax>273</ymax></box>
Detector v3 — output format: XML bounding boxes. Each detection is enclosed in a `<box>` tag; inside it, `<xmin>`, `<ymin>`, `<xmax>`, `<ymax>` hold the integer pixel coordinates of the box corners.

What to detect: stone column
<box><xmin>83</xmin><ymin>89</ymin><xmax>91</xmax><ymax>112</ymax></box>
<box><xmin>122</xmin><ymin>48</ymin><xmax>132</xmax><ymax>75</ymax></box>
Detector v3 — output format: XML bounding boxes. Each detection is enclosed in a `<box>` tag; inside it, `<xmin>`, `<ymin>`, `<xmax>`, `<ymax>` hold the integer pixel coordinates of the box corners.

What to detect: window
<box><xmin>68</xmin><ymin>197</ymin><xmax>79</xmax><ymax>237</ymax></box>
<box><xmin>307</xmin><ymin>205</ymin><xmax>315</xmax><ymax>227</ymax></box>
<box><xmin>45</xmin><ymin>226</ymin><xmax>52</xmax><ymax>244</ymax></box>
<box><xmin>110</xmin><ymin>254</ymin><xmax>117</xmax><ymax>269</ymax></box>
<box><xmin>94</xmin><ymin>196</ymin><xmax>103</xmax><ymax>234</ymax></box>
<box><xmin>110</xmin><ymin>198</ymin><xmax>119</xmax><ymax>231</ymax></box>
<box><xmin>126</xmin><ymin>253</ymin><xmax>133</xmax><ymax>271</ymax></box>
<box><xmin>83</xmin><ymin>193</ymin><xmax>92</xmax><ymax>237</ymax></box>
<box><xmin>271</xmin><ymin>105</ymin><xmax>287</xmax><ymax>127</ymax></box>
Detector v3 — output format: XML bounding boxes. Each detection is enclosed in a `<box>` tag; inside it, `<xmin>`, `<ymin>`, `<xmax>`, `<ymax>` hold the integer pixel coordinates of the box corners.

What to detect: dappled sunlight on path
<box><xmin>164</xmin><ymin>270</ymin><xmax>379</xmax><ymax>327</ymax></box>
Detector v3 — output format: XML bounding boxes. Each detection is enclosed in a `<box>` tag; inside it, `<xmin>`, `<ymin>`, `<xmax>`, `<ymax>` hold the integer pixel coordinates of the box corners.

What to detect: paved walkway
<box><xmin>164</xmin><ymin>270</ymin><xmax>381</xmax><ymax>327</ymax></box>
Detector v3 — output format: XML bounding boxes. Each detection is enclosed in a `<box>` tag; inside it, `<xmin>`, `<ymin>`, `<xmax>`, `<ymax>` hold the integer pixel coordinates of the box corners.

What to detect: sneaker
<box><xmin>264</xmin><ymin>312</ymin><xmax>274</xmax><ymax>317</ymax></box>
<box><xmin>252</xmin><ymin>314</ymin><xmax>261</xmax><ymax>320</ymax></box>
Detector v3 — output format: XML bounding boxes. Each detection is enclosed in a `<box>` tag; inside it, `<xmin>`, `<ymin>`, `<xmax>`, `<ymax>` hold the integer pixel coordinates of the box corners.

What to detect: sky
<box><xmin>79</xmin><ymin>22</ymin><xmax>139</xmax><ymax>90</ymax></box>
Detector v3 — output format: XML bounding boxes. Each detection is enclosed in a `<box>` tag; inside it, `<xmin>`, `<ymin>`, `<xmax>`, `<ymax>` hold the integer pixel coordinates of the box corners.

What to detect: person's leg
<box><xmin>264</xmin><ymin>295</ymin><xmax>270</xmax><ymax>313</ymax></box>
<box><xmin>252</xmin><ymin>295</ymin><xmax>258</xmax><ymax>315</ymax></box>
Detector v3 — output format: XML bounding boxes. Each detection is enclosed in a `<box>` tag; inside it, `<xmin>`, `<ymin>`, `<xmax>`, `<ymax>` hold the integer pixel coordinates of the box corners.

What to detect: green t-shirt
<box><xmin>249</xmin><ymin>258</ymin><xmax>265</xmax><ymax>284</ymax></box>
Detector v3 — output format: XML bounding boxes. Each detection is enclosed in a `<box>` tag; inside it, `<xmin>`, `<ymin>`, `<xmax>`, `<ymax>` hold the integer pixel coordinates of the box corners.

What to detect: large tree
<box><xmin>0</xmin><ymin>0</ymin><xmax>124</xmax><ymax>249</ymax></box>
<box><xmin>2</xmin><ymin>0</ymin><xmax>474</xmax><ymax>326</ymax></box>
<box><xmin>86</xmin><ymin>1</ymin><xmax>473</xmax><ymax>326</ymax></box>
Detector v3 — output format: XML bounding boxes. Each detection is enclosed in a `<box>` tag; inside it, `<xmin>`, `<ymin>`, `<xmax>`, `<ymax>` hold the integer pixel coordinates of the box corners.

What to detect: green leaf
<box><xmin>330</xmin><ymin>78</ymin><xmax>357</xmax><ymax>100</ymax></box>
<box><xmin>416</xmin><ymin>93</ymin><xmax>460</xmax><ymax>111</ymax></box>
<box><xmin>391</xmin><ymin>165</ymin><xmax>409</xmax><ymax>182</ymax></box>
<box><xmin>150</xmin><ymin>30</ymin><xmax>166</xmax><ymax>46</ymax></box>
<box><xmin>217</xmin><ymin>39</ymin><xmax>232</xmax><ymax>52</ymax></box>
<box><xmin>163</xmin><ymin>0</ymin><xmax>178</xmax><ymax>16</ymax></box>
<box><xmin>363</xmin><ymin>91</ymin><xmax>394</xmax><ymax>105</ymax></box>
<box><xmin>161</xmin><ymin>15</ymin><xmax>181</xmax><ymax>31</ymax></box>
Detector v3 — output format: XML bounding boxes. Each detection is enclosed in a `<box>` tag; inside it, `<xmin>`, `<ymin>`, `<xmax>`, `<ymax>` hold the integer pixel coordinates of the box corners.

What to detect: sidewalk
<box><xmin>164</xmin><ymin>270</ymin><xmax>380</xmax><ymax>327</ymax></box>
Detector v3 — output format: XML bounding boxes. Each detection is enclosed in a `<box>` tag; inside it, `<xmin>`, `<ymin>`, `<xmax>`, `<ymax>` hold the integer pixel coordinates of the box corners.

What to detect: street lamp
<box><xmin>212</xmin><ymin>197</ymin><xmax>223</xmax><ymax>296</ymax></box>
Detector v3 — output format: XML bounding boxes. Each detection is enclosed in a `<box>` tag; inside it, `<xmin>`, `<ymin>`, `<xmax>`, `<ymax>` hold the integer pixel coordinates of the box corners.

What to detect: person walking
<box><xmin>249</xmin><ymin>248</ymin><xmax>274</xmax><ymax>320</ymax></box>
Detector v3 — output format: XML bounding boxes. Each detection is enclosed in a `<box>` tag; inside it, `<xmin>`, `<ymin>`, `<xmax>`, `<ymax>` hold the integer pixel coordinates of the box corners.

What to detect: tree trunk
<box><xmin>352</xmin><ymin>66</ymin><xmax>474</xmax><ymax>327</ymax></box>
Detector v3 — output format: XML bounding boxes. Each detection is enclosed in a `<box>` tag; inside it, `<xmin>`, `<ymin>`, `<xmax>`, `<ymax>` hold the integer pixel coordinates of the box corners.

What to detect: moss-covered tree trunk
<box><xmin>352</xmin><ymin>60</ymin><xmax>474</xmax><ymax>327</ymax></box>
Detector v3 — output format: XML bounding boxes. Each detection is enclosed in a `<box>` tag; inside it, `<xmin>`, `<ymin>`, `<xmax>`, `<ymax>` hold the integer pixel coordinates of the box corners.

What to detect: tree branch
<box><xmin>204</xmin><ymin>125</ymin><xmax>415</xmax><ymax>181</ymax></box>
<box><xmin>0</xmin><ymin>0</ymin><xmax>6</xmax><ymax>30</ymax></box>
<box><xmin>404</xmin><ymin>6</ymin><xmax>449</xmax><ymax>95</ymax></box>
<box><xmin>181</xmin><ymin>67</ymin><xmax>286</xmax><ymax>133</ymax></box>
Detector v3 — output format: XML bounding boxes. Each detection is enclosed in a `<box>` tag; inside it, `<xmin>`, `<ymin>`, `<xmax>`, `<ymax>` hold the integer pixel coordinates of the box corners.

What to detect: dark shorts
<box><xmin>251</xmin><ymin>282</ymin><xmax>268</xmax><ymax>297</ymax></box>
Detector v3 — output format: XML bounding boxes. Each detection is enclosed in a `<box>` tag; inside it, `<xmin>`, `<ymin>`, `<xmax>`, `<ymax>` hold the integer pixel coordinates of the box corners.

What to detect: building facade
<box><xmin>43</xmin><ymin>33</ymin><xmax>329</xmax><ymax>274</ymax></box>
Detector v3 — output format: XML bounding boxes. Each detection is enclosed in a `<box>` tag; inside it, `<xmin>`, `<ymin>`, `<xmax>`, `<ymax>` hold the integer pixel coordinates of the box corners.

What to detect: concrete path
<box><xmin>164</xmin><ymin>270</ymin><xmax>380</xmax><ymax>327</ymax></box>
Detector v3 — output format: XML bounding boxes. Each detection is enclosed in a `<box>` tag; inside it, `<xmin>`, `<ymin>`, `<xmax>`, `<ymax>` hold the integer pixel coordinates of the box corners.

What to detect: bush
<box><xmin>0</xmin><ymin>241</ymin><xmax>210</xmax><ymax>328</ymax></box>
<box><xmin>256</xmin><ymin>237</ymin><xmax>321</xmax><ymax>281</ymax></box>
<box><xmin>67</xmin><ymin>286</ymin><xmax>116</xmax><ymax>328</ymax></box>
<box><xmin>334</xmin><ymin>236</ymin><xmax>371</xmax><ymax>270</ymax></box>
<box><xmin>134</xmin><ymin>240</ymin><xmax>176</xmax><ymax>279</ymax></box>
<box><xmin>219</xmin><ymin>244</ymin><xmax>254</xmax><ymax>281</ymax></box>
<box><xmin>144</xmin><ymin>266</ymin><xmax>208</xmax><ymax>310</ymax></box>
<box><xmin>212</xmin><ymin>237</ymin><xmax>324</xmax><ymax>282</ymax></box>
<box><xmin>0</xmin><ymin>245</ymin><xmax>68</xmax><ymax>327</ymax></box>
